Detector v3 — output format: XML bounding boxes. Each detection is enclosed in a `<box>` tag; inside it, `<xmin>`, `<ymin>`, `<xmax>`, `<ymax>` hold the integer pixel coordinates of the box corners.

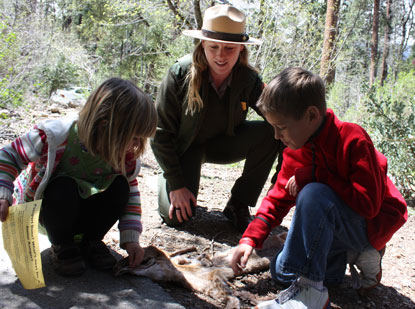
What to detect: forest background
<box><xmin>1</xmin><ymin>0</ymin><xmax>415</xmax><ymax>206</ymax></box>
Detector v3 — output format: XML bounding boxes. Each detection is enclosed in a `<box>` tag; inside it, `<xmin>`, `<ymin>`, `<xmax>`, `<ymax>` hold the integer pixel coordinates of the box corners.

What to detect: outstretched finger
<box><xmin>168</xmin><ymin>204</ymin><xmax>175</xmax><ymax>220</ymax></box>
<box><xmin>184</xmin><ymin>201</ymin><xmax>193</xmax><ymax>219</ymax></box>
<box><xmin>231</xmin><ymin>250</ymin><xmax>245</xmax><ymax>274</ymax></box>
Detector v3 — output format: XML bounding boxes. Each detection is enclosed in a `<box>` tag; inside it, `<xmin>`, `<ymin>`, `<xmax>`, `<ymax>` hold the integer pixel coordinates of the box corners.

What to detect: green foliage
<box><xmin>0</xmin><ymin>17</ymin><xmax>23</xmax><ymax>107</ymax></box>
<box><xmin>0</xmin><ymin>23</ymin><xmax>16</xmax><ymax>62</ymax></box>
<box><xmin>0</xmin><ymin>77</ymin><xmax>23</xmax><ymax>107</ymax></box>
<box><xmin>56</xmin><ymin>0</ymin><xmax>191</xmax><ymax>96</ymax></box>
<box><xmin>0</xmin><ymin>4</ymin><xmax>92</xmax><ymax>107</ymax></box>
<box><xmin>327</xmin><ymin>78</ymin><xmax>368</xmax><ymax>123</ymax></box>
<box><xmin>327</xmin><ymin>81</ymin><xmax>353</xmax><ymax>118</ymax></box>
<box><xmin>252</xmin><ymin>0</ymin><xmax>326</xmax><ymax>81</ymax></box>
<box><xmin>362</xmin><ymin>71</ymin><xmax>415</xmax><ymax>199</ymax></box>
<box><xmin>38</xmin><ymin>54</ymin><xmax>80</xmax><ymax>98</ymax></box>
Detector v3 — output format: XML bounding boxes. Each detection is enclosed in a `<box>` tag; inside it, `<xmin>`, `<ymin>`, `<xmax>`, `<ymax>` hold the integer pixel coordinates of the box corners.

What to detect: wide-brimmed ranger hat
<box><xmin>183</xmin><ymin>5</ymin><xmax>262</xmax><ymax>45</ymax></box>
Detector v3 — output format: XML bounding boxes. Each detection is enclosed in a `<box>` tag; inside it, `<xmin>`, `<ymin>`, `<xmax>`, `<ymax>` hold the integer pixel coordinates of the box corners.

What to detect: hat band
<box><xmin>202</xmin><ymin>29</ymin><xmax>249</xmax><ymax>42</ymax></box>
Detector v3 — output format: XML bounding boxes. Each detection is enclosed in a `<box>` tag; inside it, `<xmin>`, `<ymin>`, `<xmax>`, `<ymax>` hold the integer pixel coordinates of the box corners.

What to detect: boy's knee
<box><xmin>296</xmin><ymin>183</ymin><xmax>336</xmax><ymax>214</ymax></box>
<box><xmin>298</xmin><ymin>183</ymin><xmax>333</xmax><ymax>202</ymax></box>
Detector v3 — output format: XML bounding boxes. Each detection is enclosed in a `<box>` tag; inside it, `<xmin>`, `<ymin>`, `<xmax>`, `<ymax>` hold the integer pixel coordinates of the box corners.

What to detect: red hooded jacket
<box><xmin>241</xmin><ymin>109</ymin><xmax>407</xmax><ymax>251</ymax></box>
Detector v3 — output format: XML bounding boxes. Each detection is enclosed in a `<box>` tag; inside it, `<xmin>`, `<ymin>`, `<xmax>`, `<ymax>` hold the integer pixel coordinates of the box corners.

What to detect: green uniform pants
<box><xmin>158</xmin><ymin>120</ymin><xmax>283</xmax><ymax>226</ymax></box>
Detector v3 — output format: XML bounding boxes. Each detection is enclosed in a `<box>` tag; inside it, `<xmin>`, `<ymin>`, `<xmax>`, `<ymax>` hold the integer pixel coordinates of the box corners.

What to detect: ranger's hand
<box><xmin>169</xmin><ymin>187</ymin><xmax>196</xmax><ymax>222</ymax></box>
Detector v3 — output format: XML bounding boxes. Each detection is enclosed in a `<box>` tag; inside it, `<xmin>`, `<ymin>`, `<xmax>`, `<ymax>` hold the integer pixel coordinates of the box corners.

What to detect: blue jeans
<box><xmin>270</xmin><ymin>183</ymin><xmax>372</xmax><ymax>287</ymax></box>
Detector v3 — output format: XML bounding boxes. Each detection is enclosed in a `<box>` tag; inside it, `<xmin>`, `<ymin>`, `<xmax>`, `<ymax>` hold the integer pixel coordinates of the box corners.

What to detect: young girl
<box><xmin>0</xmin><ymin>78</ymin><xmax>157</xmax><ymax>277</ymax></box>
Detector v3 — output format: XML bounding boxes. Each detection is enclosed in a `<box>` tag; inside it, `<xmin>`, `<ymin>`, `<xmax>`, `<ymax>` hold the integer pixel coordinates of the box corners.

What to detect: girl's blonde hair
<box><xmin>185</xmin><ymin>41</ymin><xmax>256</xmax><ymax>115</ymax></box>
<box><xmin>78</xmin><ymin>77</ymin><xmax>157</xmax><ymax>175</ymax></box>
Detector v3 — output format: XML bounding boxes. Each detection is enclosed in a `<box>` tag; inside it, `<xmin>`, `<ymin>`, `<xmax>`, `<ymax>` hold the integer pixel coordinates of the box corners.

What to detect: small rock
<box><xmin>49</xmin><ymin>104</ymin><xmax>61</xmax><ymax>113</ymax></box>
<box><xmin>50</xmin><ymin>88</ymin><xmax>86</xmax><ymax>108</ymax></box>
<box><xmin>68</xmin><ymin>101</ymin><xmax>81</xmax><ymax>108</ymax></box>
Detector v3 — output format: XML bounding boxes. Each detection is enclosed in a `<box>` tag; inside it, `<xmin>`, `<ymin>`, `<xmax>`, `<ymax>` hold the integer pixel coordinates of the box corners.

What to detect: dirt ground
<box><xmin>1</xmin><ymin>104</ymin><xmax>414</xmax><ymax>308</ymax></box>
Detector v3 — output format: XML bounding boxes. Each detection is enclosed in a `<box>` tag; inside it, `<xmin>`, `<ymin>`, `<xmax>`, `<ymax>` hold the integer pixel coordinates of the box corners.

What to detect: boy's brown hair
<box><xmin>78</xmin><ymin>77</ymin><xmax>157</xmax><ymax>175</ymax></box>
<box><xmin>257</xmin><ymin>67</ymin><xmax>326</xmax><ymax>119</ymax></box>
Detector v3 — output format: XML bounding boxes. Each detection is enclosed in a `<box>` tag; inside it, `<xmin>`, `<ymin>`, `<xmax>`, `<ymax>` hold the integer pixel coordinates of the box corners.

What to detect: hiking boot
<box><xmin>81</xmin><ymin>240</ymin><xmax>116</xmax><ymax>270</ymax></box>
<box><xmin>255</xmin><ymin>281</ymin><xmax>330</xmax><ymax>309</ymax></box>
<box><xmin>51</xmin><ymin>243</ymin><xmax>86</xmax><ymax>277</ymax></box>
<box><xmin>348</xmin><ymin>247</ymin><xmax>385</xmax><ymax>291</ymax></box>
<box><xmin>223</xmin><ymin>198</ymin><xmax>252</xmax><ymax>232</ymax></box>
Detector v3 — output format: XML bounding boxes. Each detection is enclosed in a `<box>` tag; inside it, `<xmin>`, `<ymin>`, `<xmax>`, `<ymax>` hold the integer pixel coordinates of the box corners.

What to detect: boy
<box><xmin>230</xmin><ymin>67</ymin><xmax>407</xmax><ymax>308</ymax></box>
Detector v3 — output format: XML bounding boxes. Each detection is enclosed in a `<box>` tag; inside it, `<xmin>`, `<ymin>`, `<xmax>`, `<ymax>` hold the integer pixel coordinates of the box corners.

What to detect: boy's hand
<box><xmin>285</xmin><ymin>176</ymin><xmax>299</xmax><ymax>197</ymax></box>
<box><xmin>125</xmin><ymin>242</ymin><xmax>144</xmax><ymax>268</ymax></box>
<box><xmin>231</xmin><ymin>243</ymin><xmax>253</xmax><ymax>275</ymax></box>
<box><xmin>169</xmin><ymin>187</ymin><xmax>196</xmax><ymax>222</ymax></box>
<box><xmin>0</xmin><ymin>199</ymin><xmax>10</xmax><ymax>222</ymax></box>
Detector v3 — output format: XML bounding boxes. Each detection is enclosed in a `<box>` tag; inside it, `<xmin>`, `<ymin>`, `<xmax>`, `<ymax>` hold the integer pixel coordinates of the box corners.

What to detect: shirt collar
<box><xmin>208</xmin><ymin>71</ymin><xmax>233</xmax><ymax>99</ymax></box>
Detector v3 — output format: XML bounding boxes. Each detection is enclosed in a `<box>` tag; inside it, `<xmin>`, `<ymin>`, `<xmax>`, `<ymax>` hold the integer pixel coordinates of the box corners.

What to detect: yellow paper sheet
<box><xmin>2</xmin><ymin>200</ymin><xmax>45</xmax><ymax>289</ymax></box>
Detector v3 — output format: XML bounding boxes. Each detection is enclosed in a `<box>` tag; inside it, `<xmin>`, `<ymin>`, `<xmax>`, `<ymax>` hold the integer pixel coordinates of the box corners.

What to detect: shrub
<box><xmin>0</xmin><ymin>17</ymin><xmax>23</xmax><ymax>107</ymax></box>
<box><xmin>362</xmin><ymin>71</ymin><xmax>415</xmax><ymax>199</ymax></box>
<box><xmin>39</xmin><ymin>54</ymin><xmax>80</xmax><ymax>98</ymax></box>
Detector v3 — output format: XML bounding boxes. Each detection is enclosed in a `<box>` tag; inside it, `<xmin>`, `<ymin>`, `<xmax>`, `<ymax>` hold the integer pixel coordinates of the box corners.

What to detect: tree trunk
<box><xmin>320</xmin><ymin>0</ymin><xmax>340</xmax><ymax>86</ymax></box>
<box><xmin>380</xmin><ymin>0</ymin><xmax>393</xmax><ymax>85</ymax></box>
<box><xmin>256</xmin><ymin>0</ymin><xmax>266</xmax><ymax>39</ymax></box>
<box><xmin>253</xmin><ymin>0</ymin><xmax>266</xmax><ymax>68</ymax></box>
<box><xmin>29</xmin><ymin>0</ymin><xmax>38</xmax><ymax>13</ymax></box>
<box><xmin>369</xmin><ymin>0</ymin><xmax>380</xmax><ymax>87</ymax></box>
<box><xmin>144</xmin><ymin>62</ymin><xmax>155</xmax><ymax>95</ymax></box>
<box><xmin>194</xmin><ymin>0</ymin><xmax>203</xmax><ymax>29</ymax></box>
<box><xmin>395</xmin><ymin>0</ymin><xmax>414</xmax><ymax>79</ymax></box>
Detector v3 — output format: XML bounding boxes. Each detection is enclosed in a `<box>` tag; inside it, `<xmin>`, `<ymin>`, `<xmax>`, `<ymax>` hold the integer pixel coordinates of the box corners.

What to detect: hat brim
<box><xmin>183</xmin><ymin>30</ymin><xmax>262</xmax><ymax>45</ymax></box>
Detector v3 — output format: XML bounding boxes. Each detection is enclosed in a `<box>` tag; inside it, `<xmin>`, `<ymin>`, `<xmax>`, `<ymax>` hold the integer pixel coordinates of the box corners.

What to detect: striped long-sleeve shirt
<box><xmin>0</xmin><ymin>116</ymin><xmax>142</xmax><ymax>246</ymax></box>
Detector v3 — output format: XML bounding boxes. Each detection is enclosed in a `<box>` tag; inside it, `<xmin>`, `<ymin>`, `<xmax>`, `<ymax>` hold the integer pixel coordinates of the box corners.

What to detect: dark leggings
<box><xmin>40</xmin><ymin>176</ymin><xmax>129</xmax><ymax>245</ymax></box>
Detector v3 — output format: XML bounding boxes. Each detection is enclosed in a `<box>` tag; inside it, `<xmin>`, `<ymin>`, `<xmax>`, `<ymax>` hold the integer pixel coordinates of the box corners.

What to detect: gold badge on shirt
<box><xmin>241</xmin><ymin>101</ymin><xmax>247</xmax><ymax>111</ymax></box>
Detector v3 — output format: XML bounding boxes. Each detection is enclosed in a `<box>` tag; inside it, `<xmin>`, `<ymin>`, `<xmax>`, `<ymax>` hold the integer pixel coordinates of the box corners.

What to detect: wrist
<box><xmin>239</xmin><ymin>237</ymin><xmax>256</xmax><ymax>248</ymax></box>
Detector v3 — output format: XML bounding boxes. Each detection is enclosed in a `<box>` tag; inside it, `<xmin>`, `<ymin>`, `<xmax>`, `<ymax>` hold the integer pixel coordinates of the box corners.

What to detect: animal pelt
<box><xmin>113</xmin><ymin>232</ymin><xmax>287</xmax><ymax>306</ymax></box>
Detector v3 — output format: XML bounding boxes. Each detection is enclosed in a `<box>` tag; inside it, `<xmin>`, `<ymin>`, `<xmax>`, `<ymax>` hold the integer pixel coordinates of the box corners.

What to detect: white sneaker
<box><xmin>348</xmin><ymin>247</ymin><xmax>385</xmax><ymax>290</ymax></box>
<box><xmin>255</xmin><ymin>281</ymin><xmax>330</xmax><ymax>309</ymax></box>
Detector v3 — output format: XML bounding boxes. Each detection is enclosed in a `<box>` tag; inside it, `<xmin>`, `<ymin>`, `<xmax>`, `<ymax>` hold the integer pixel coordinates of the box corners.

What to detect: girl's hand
<box><xmin>285</xmin><ymin>176</ymin><xmax>299</xmax><ymax>197</ymax></box>
<box><xmin>230</xmin><ymin>243</ymin><xmax>253</xmax><ymax>275</ymax></box>
<box><xmin>169</xmin><ymin>187</ymin><xmax>197</xmax><ymax>222</ymax></box>
<box><xmin>0</xmin><ymin>199</ymin><xmax>10</xmax><ymax>222</ymax></box>
<box><xmin>125</xmin><ymin>242</ymin><xmax>144</xmax><ymax>268</ymax></box>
